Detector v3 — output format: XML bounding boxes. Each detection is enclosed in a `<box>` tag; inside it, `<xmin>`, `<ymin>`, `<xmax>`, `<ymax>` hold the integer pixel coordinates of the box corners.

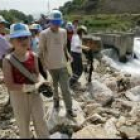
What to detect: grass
<box><xmin>64</xmin><ymin>14</ymin><xmax>140</xmax><ymax>33</ymax></box>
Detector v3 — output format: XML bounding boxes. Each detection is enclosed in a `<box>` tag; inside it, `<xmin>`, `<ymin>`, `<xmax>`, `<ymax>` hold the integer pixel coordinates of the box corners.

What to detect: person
<box><xmin>0</xmin><ymin>15</ymin><xmax>11</xmax><ymax>67</ymax></box>
<box><xmin>66</xmin><ymin>22</ymin><xmax>74</xmax><ymax>54</ymax></box>
<box><xmin>29</xmin><ymin>23</ymin><xmax>47</xmax><ymax>80</ymax></box>
<box><xmin>72</xmin><ymin>19</ymin><xmax>79</xmax><ymax>34</ymax></box>
<box><xmin>29</xmin><ymin>23</ymin><xmax>42</xmax><ymax>54</ymax></box>
<box><xmin>0</xmin><ymin>15</ymin><xmax>10</xmax><ymax>36</ymax></box>
<box><xmin>0</xmin><ymin>15</ymin><xmax>11</xmax><ymax>106</ymax></box>
<box><xmin>39</xmin><ymin>9</ymin><xmax>76</xmax><ymax>118</ymax></box>
<box><xmin>69</xmin><ymin>25</ymin><xmax>88</xmax><ymax>89</ymax></box>
<box><xmin>3</xmin><ymin>23</ymin><xmax>50</xmax><ymax>138</ymax></box>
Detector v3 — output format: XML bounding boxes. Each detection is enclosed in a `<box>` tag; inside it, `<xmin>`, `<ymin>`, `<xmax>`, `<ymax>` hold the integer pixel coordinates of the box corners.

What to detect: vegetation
<box><xmin>60</xmin><ymin>0</ymin><xmax>98</xmax><ymax>14</ymax></box>
<box><xmin>0</xmin><ymin>9</ymin><xmax>34</xmax><ymax>25</ymax></box>
<box><xmin>60</xmin><ymin>0</ymin><xmax>140</xmax><ymax>33</ymax></box>
<box><xmin>64</xmin><ymin>14</ymin><xmax>140</xmax><ymax>33</ymax></box>
<box><xmin>60</xmin><ymin>0</ymin><xmax>140</xmax><ymax>15</ymax></box>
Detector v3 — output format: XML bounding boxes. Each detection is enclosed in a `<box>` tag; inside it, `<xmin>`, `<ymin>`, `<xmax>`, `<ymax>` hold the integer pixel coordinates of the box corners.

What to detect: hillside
<box><xmin>60</xmin><ymin>0</ymin><xmax>140</xmax><ymax>14</ymax></box>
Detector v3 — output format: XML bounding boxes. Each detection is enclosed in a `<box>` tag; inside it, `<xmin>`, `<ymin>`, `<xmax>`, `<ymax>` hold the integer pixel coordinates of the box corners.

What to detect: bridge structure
<box><xmin>90</xmin><ymin>32</ymin><xmax>135</xmax><ymax>62</ymax></box>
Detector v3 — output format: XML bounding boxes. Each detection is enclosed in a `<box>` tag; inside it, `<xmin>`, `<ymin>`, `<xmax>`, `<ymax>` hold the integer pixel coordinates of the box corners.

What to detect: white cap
<box><xmin>48</xmin><ymin>9</ymin><xmax>63</xmax><ymax>20</ymax></box>
<box><xmin>0</xmin><ymin>15</ymin><xmax>8</xmax><ymax>24</ymax></box>
<box><xmin>10</xmin><ymin>23</ymin><xmax>31</xmax><ymax>38</ymax></box>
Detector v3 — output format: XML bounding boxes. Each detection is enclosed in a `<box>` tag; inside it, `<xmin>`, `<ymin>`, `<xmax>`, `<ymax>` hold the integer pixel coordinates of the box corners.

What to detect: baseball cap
<box><xmin>49</xmin><ymin>10</ymin><xmax>63</xmax><ymax>26</ymax></box>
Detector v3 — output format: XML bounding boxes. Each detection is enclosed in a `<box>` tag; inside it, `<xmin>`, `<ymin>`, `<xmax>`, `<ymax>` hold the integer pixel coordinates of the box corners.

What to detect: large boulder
<box><xmin>125</xmin><ymin>86</ymin><xmax>140</xmax><ymax>101</ymax></box>
<box><xmin>72</xmin><ymin>125</ymin><xmax>108</xmax><ymax>139</ymax></box>
<box><xmin>104</xmin><ymin>117</ymin><xmax>119</xmax><ymax>138</ymax></box>
<box><xmin>87</xmin><ymin>80</ymin><xmax>113</xmax><ymax>105</ymax></box>
<box><xmin>119</xmin><ymin>125</ymin><xmax>140</xmax><ymax>139</ymax></box>
<box><xmin>103</xmin><ymin>77</ymin><xmax>117</xmax><ymax>91</ymax></box>
<box><xmin>72</xmin><ymin>124</ymin><xmax>121</xmax><ymax>139</ymax></box>
<box><xmin>130</xmin><ymin>75</ymin><xmax>140</xmax><ymax>88</ymax></box>
<box><xmin>46</xmin><ymin>99</ymin><xmax>85</xmax><ymax>133</ymax></box>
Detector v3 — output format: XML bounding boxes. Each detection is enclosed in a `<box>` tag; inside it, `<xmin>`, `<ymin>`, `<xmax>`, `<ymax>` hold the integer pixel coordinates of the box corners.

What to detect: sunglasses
<box><xmin>16</xmin><ymin>36</ymin><xmax>30</xmax><ymax>41</ymax></box>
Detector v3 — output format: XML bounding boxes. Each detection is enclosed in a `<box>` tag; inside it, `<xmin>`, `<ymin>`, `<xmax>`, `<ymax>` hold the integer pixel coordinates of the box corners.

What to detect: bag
<box><xmin>67</xmin><ymin>61</ymin><xmax>72</xmax><ymax>76</ymax></box>
<box><xmin>6</xmin><ymin>54</ymin><xmax>53</xmax><ymax>98</ymax></box>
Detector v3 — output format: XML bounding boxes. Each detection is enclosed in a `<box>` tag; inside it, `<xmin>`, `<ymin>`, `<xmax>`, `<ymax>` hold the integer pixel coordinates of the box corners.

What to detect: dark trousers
<box><xmin>82</xmin><ymin>50</ymin><xmax>93</xmax><ymax>83</ymax></box>
<box><xmin>69</xmin><ymin>52</ymin><xmax>83</xmax><ymax>86</ymax></box>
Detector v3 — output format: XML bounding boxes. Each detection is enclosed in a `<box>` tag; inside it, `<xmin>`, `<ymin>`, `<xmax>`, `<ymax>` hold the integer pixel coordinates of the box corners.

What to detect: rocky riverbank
<box><xmin>0</xmin><ymin>52</ymin><xmax>140</xmax><ymax>138</ymax></box>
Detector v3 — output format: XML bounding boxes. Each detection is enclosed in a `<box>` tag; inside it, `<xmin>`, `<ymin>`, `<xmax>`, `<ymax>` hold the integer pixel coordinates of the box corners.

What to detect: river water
<box><xmin>104</xmin><ymin>37</ymin><xmax>140</xmax><ymax>75</ymax></box>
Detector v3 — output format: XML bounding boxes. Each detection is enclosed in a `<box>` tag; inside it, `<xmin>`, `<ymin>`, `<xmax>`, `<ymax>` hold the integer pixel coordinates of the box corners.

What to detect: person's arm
<box><xmin>38</xmin><ymin>31</ymin><xmax>47</xmax><ymax>69</ymax></box>
<box><xmin>33</xmin><ymin>52</ymin><xmax>47</xmax><ymax>82</ymax></box>
<box><xmin>82</xmin><ymin>45</ymin><xmax>91</xmax><ymax>51</ymax></box>
<box><xmin>63</xmin><ymin>30</ymin><xmax>72</xmax><ymax>61</ymax></box>
<box><xmin>0</xmin><ymin>37</ymin><xmax>12</xmax><ymax>58</ymax></box>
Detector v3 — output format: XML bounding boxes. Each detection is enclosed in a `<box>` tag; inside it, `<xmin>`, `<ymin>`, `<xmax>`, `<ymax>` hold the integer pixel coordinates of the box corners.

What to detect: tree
<box><xmin>0</xmin><ymin>9</ymin><xmax>34</xmax><ymax>24</ymax></box>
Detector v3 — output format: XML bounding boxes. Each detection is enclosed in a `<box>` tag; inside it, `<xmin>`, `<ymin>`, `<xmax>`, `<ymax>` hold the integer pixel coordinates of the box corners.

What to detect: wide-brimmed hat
<box><xmin>29</xmin><ymin>23</ymin><xmax>42</xmax><ymax>31</ymax></box>
<box><xmin>10</xmin><ymin>23</ymin><xmax>31</xmax><ymax>39</ymax></box>
<box><xmin>66</xmin><ymin>22</ymin><xmax>74</xmax><ymax>31</ymax></box>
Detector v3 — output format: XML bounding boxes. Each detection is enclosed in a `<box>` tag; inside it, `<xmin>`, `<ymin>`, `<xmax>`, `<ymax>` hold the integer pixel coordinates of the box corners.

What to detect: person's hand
<box><xmin>23</xmin><ymin>80</ymin><xmax>50</xmax><ymax>94</ymax></box>
<box><xmin>68</xmin><ymin>55</ymin><xmax>73</xmax><ymax>63</ymax></box>
<box><xmin>83</xmin><ymin>46</ymin><xmax>91</xmax><ymax>51</ymax></box>
<box><xmin>35</xmin><ymin>80</ymin><xmax>50</xmax><ymax>91</ymax></box>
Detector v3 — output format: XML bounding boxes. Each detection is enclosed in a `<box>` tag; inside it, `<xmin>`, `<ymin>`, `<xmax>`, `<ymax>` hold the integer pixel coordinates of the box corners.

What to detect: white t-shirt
<box><xmin>71</xmin><ymin>34</ymin><xmax>82</xmax><ymax>53</ymax></box>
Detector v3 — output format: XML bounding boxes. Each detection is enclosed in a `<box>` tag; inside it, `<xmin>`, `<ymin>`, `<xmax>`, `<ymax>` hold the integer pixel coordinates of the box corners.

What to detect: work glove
<box><xmin>22</xmin><ymin>80</ymin><xmax>50</xmax><ymax>94</ymax></box>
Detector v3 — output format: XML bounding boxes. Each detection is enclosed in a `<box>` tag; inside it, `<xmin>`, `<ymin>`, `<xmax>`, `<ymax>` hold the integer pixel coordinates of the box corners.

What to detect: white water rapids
<box><xmin>103</xmin><ymin>37</ymin><xmax>140</xmax><ymax>76</ymax></box>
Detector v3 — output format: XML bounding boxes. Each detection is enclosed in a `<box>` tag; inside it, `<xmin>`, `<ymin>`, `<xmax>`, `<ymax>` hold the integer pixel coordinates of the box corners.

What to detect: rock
<box><xmin>129</xmin><ymin>106</ymin><xmax>140</xmax><ymax>117</ymax></box>
<box><xmin>130</xmin><ymin>76</ymin><xmax>140</xmax><ymax>88</ymax></box>
<box><xmin>84</xmin><ymin>113</ymin><xmax>106</xmax><ymax>124</ymax></box>
<box><xmin>116</xmin><ymin>75</ymin><xmax>131</xmax><ymax>92</ymax></box>
<box><xmin>91</xmin><ymin>80</ymin><xmax>113</xmax><ymax>96</ymax></box>
<box><xmin>72</xmin><ymin>125</ymin><xmax>109</xmax><ymax>139</ymax></box>
<box><xmin>106</xmin><ymin>67</ymin><xmax>111</xmax><ymax>72</ymax></box>
<box><xmin>124</xmin><ymin>73</ymin><xmax>131</xmax><ymax>77</ymax></box>
<box><xmin>125</xmin><ymin>86</ymin><xmax>140</xmax><ymax>101</ymax></box>
<box><xmin>101</xmin><ymin>96</ymin><xmax>114</xmax><ymax>107</ymax></box>
<box><xmin>46</xmin><ymin>99</ymin><xmax>85</xmax><ymax>133</ymax></box>
<box><xmin>115</xmin><ymin>99</ymin><xmax>133</xmax><ymax>110</ymax></box>
<box><xmin>88</xmin><ymin>80</ymin><xmax>113</xmax><ymax>105</ymax></box>
<box><xmin>125</xmin><ymin>117</ymin><xmax>138</xmax><ymax>126</ymax></box>
<box><xmin>105</xmin><ymin>80</ymin><xmax>117</xmax><ymax>91</ymax></box>
<box><xmin>116</xmin><ymin>116</ymin><xmax>126</xmax><ymax>128</ymax></box>
<box><xmin>97</xmin><ymin>107</ymin><xmax>120</xmax><ymax>118</ymax></box>
<box><xmin>84</xmin><ymin>103</ymin><xmax>101</xmax><ymax>116</ymax></box>
<box><xmin>50</xmin><ymin>132</ymin><xmax>69</xmax><ymax>139</ymax></box>
<box><xmin>119</xmin><ymin>125</ymin><xmax>140</xmax><ymax>139</ymax></box>
<box><xmin>104</xmin><ymin>117</ymin><xmax>119</xmax><ymax>137</ymax></box>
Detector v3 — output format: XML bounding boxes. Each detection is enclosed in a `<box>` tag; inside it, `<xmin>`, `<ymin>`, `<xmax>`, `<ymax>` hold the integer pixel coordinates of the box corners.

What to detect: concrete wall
<box><xmin>91</xmin><ymin>33</ymin><xmax>134</xmax><ymax>61</ymax></box>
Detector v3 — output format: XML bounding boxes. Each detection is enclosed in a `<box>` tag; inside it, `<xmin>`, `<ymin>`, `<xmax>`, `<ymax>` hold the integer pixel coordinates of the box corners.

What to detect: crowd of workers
<box><xmin>0</xmin><ymin>9</ymin><xmax>94</xmax><ymax>138</ymax></box>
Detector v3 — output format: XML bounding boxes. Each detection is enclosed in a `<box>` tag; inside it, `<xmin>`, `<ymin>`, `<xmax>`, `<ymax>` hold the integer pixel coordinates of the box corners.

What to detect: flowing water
<box><xmin>104</xmin><ymin>37</ymin><xmax>140</xmax><ymax>75</ymax></box>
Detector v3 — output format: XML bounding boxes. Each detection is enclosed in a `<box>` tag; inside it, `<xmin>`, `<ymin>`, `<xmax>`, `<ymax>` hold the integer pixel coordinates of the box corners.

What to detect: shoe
<box><xmin>53</xmin><ymin>100</ymin><xmax>59</xmax><ymax>110</ymax></box>
<box><xmin>67</xmin><ymin>110</ymin><xmax>77</xmax><ymax>118</ymax></box>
